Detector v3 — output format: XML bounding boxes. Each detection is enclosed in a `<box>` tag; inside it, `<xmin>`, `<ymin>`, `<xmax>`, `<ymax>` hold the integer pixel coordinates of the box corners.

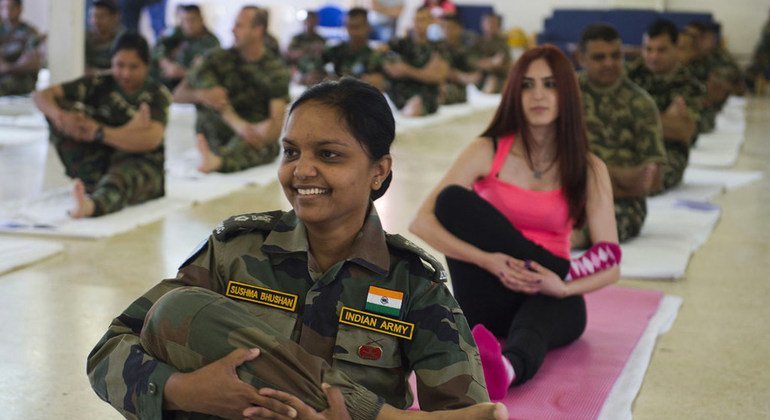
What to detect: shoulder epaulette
<box><xmin>213</xmin><ymin>210</ymin><xmax>284</xmax><ymax>242</ymax></box>
<box><xmin>385</xmin><ymin>233</ymin><xmax>448</xmax><ymax>283</ymax></box>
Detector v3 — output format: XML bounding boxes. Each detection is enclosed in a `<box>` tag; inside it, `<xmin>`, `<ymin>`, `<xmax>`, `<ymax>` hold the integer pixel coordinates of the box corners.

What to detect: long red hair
<box><xmin>481</xmin><ymin>44</ymin><xmax>589</xmax><ymax>227</ymax></box>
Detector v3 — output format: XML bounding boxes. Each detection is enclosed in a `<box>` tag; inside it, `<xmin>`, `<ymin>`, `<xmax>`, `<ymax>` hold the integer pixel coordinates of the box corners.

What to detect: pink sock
<box><xmin>568</xmin><ymin>241</ymin><xmax>622</xmax><ymax>280</ymax></box>
<box><xmin>472</xmin><ymin>324</ymin><xmax>515</xmax><ymax>401</ymax></box>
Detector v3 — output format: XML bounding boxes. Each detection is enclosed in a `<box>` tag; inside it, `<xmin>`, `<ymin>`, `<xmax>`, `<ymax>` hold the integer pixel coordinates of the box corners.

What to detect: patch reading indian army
<box><xmin>364</xmin><ymin>286</ymin><xmax>403</xmax><ymax>317</ymax></box>
<box><xmin>339</xmin><ymin>306</ymin><xmax>414</xmax><ymax>340</ymax></box>
<box><xmin>226</xmin><ymin>281</ymin><xmax>298</xmax><ymax>312</ymax></box>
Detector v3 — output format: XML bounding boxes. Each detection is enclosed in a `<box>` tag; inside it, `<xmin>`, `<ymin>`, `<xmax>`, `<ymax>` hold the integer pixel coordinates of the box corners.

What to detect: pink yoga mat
<box><xmin>409</xmin><ymin>286</ymin><xmax>664</xmax><ymax>419</ymax></box>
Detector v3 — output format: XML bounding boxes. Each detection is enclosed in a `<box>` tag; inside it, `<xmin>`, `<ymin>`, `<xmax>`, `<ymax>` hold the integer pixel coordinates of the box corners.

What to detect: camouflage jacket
<box><xmin>187</xmin><ymin>47</ymin><xmax>290</xmax><ymax>123</ymax></box>
<box><xmin>57</xmin><ymin>73</ymin><xmax>171</xmax><ymax>165</ymax></box>
<box><xmin>87</xmin><ymin>207</ymin><xmax>488</xmax><ymax>419</ymax></box>
<box><xmin>0</xmin><ymin>21</ymin><xmax>41</xmax><ymax>88</ymax></box>
<box><xmin>579</xmin><ymin>73</ymin><xmax>666</xmax><ymax>168</ymax></box>
<box><xmin>626</xmin><ymin>58</ymin><xmax>706</xmax><ymax>127</ymax></box>
<box><xmin>323</xmin><ymin>42</ymin><xmax>385</xmax><ymax>78</ymax></box>
<box><xmin>151</xmin><ymin>30</ymin><xmax>220</xmax><ymax>73</ymax></box>
<box><xmin>85</xmin><ymin>26</ymin><xmax>126</xmax><ymax>71</ymax></box>
<box><xmin>473</xmin><ymin>35</ymin><xmax>511</xmax><ymax>78</ymax></box>
<box><xmin>287</xmin><ymin>31</ymin><xmax>326</xmax><ymax>73</ymax></box>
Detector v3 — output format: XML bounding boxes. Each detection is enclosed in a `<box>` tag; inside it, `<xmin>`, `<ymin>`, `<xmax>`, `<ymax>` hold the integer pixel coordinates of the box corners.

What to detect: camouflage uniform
<box><xmin>439</xmin><ymin>40</ymin><xmax>476</xmax><ymax>105</ymax></box>
<box><xmin>85</xmin><ymin>26</ymin><xmax>126</xmax><ymax>71</ymax></box>
<box><xmin>187</xmin><ymin>47</ymin><xmax>289</xmax><ymax>173</ymax></box>
<box><xmin>747</xmin><ymin>20</ymin><xmax>770</xmax><ymax>86</ymax></box>
<box><xmin>0</xmin><ymin>21</ymin><xmax>41</xmax><ymax>96</ymax></box>
<box><xmin>287</xmin><ymin>32</ymin><xmax>326</xmax><ymax>76</ymax></box>
<box><xmin>87</xmin><ymin>208</ymin><xmax>488</xmax><ymax>419</ymax></box>
<box><xmin>323</xmin><ymin>42</ymin><xmax>385</xmax><ymax>80</ymax></box>
<box><xmin>473</xmin><ymin>35</ymin><xmax>511</xmax><ymax>93</ymax></box>
<box><xmin>386</xmin><ymin>37</ymin><xmax>445</xmax><ymax>114</ymax></box>
<box><xmin>49</xmin><ymin>74</ymin><xmax>170</xmax><ymax>216</ymax></box>
<box><xmin>687</xmin><ymin>47</ymin><xmax>741</xmax><ymax>133</ymax></box>
<box><xmin>578</xmin><ymin>73</ymin><xmax>666</xmax><ymax>241</ymax></box>
<box><xmin>151</xmin><ymin>29</ymin><xmax>220</xmax><ymax>89</ymax></box>
<box><xmin>626</xmin><ymin>58</ymin><xmax>706</xmax><ymax>190</ymax></box>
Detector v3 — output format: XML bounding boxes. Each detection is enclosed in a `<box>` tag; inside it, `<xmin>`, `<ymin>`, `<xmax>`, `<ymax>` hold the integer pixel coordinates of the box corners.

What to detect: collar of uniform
<box><xmin>261</xmin><ymin>206</ymin><xmax>390</xmax><ymax>277</ymax></box>
<box><xmin>580</xmin><ymin>71</ymin><xmax>626</xmax><ymax>95</ymax></box>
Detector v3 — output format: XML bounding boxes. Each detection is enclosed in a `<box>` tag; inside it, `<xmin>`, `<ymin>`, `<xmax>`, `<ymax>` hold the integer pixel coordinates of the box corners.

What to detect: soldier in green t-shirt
<box><xmin>473</xmin><ymin>13</ymin><xmax>511</xmax><ymax>94</ymax></box>
<box><xmin>150</xmin><ymin>4</ymin><xmax>219</xmax><ymax>90</ymax></box>
<box><xmin>627</xmin><ymin>19</ymin><xmax>706</xmax><ymax>192</ymax></box>
<box><xmin>33</xmin><ymin>33</ymin><xmax>170</xmax><ymax>218</ymax></box>
<box><xmin>322</xmin><ymin>7</ymin><xmax>386</xmax><ymax>91</ymax></box>
<box><xmin>85</xmin><ymin>0</ymin><xmax>125</xmax><ymax>74</ymax></box>
<box><xmin>173</xmin><ymin>6</ymin><xmax>288</xmax><ymax>174</ymax></box>
<box><xmin>438</xmin><ymin>14</ymin><xmax>480</xmax><ymax>105</ymax></box>
<box><xmin>384</xmin><ymin>6</ymin><xmax>449</xmax><ymax>116</ymax></box>
<box><xmin>87</xmin><ymin>78</ymin><xmax>506</xmax><ymax>420</ymax></box>
<box><xmin>0</xmin><ymin>0</ymin><xmax>41</xmax><ymax>96</ymax></box>
<box><xmin>285</xmin><ymin>10</ymin><xmax>326</xmax><ymax>86</ymax></box>
<box><xmin>576</xmin><ymin>23</ymin><xmax>666</xmax><ymax>243</ymax></box>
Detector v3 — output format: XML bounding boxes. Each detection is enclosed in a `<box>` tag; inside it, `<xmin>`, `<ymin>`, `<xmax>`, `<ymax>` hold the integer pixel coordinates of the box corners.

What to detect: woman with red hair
<box><xmin>410</xmin><ymin>45</ymin><xmax>620</xmax><ymax>399</ymax></box>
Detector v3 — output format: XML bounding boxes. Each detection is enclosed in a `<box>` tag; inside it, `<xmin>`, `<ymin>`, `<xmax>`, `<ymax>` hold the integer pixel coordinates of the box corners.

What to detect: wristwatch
<box><xmin>93</xmin><ymin>126</ymin><xmax>104</xmax><ymax>143</ymax></box>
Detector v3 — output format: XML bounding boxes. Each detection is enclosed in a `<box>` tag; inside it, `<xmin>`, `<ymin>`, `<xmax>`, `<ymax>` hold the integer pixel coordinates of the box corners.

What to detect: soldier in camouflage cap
<box><xmin>285</xmin><ymin>10</ymin><xmax>326</xmax><ymax>86</ymax></box>
<box><xmin>384</xmin><ymin>6</ymin><xmax>449</xmax><ymax>116</ymax></box>
<box><xmin>85</xmin><ymin>0</ymin><xmax>126</xmax><ymax>74</ymax></box>
<box><xmin>87</xmin><ymin>78</ymin><xmax>507</xmax><ymax>419</ymax></box>
<box><xmin>438</xmin><ymin>14</ymin><xmax>480</xmax><ymax>105</ymax></box>
<box><xmin>0</xmin><ymin>0</ymin><xmax>41</xmax><ymax>96</ymax></box>
<box><xmin>473</xmin><ymin>13</ymin><xmax>511</xmax><ymax>94</ymax></box>
<box><xmin>627</xmin><ymin>19</ymin><xmax>706</xmax><ymax>192</ymax></box>
<box><xmin>33</xmin><ymin>32</ymin><xmax>170</xmax><ymax>218</ymax></box>
<box><xmin>322</xmin><ymin>7</ymin><xmax>386</xmax><ymax>91</ymax></box>
<box><xmin>173</xmin><ymin>6</ymin><xmax>288</xmax><ymax>174</ymax></box>
<box><xmin>150</xmin><ymin>4</ymin><xmax>219</xmax><ymax>90</ymax></box>
<box><xmin>577</xmin><ymin>23</ymin><xmax>666</xmax><ymax>243</ymax></box>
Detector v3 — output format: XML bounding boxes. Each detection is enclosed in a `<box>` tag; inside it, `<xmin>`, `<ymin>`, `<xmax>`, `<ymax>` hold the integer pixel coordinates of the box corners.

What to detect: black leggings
<box><xmin>434</xmin><ymin>185</ymin><xmax>586</xmax><ymax>385</ymax></box>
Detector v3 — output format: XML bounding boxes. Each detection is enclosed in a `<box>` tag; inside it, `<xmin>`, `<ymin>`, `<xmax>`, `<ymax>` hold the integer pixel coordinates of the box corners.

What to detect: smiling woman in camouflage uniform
<box><xmin>87</xmin><ymin>78</ymin><xmax>506</xmax><ymax>420</ymax></box>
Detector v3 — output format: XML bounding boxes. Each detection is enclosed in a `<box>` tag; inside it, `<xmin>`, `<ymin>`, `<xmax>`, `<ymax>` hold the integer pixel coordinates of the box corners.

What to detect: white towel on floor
<box><xmin>0</xmin><ymin>237</ymin><xmax>64</xmax><ymax>275</ymax></box>
<box><xmin>683</xmin><ymin>167</ymin><xmax>763</xmax><ymax>190</ymax></box>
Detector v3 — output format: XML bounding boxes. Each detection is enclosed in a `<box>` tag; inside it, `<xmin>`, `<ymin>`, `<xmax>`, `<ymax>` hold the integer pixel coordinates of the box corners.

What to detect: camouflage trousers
<box><xmin>660</xmin><ymin>140</ymin><xmax>690</xmax><ymax>192</ymax></box>
<box><xmin>614</xmin><ymin>198</ymin><xmax>647</xmax><ymax>242</ymax></box>
<box><xmin>0</xmin><ymin>73</ymin><xmax>37</xmax><ymax>96</ymax></box>
<box><xmin>475</xmin><ymin>71</ymin><xmax>506</xmax><ymax>94</ymax></box>
<box><xmin>49</xmin><ymin>132</ymin><xmax>164</xmax><ymax>216</ymax></box>
<box><xmin>140</xmin><ymin>287</ymin><xmax>383</xmax><ymax>420</ymax></box>
<box><xmin>441</xmin><ymin>82</ymin><xmax>467</xmax><ymax>106</ymax></box>
<box><xmin>196</xmin><ymin>109</ymin><xmax>280</xmax><ymax>173</ymax></box>
<box><xmin>387</xmin><ymin>80</ymin><xmax>439</xmax><ymax>115</ymax></box>
<box><xmin>697</xmin><ymin>105</ymin><xmax>717</xmax><ymax>135</ymax></box>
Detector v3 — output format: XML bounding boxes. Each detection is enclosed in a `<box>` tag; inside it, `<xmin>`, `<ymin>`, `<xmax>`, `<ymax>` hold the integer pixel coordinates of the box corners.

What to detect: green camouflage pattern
<box><xmin>49</xmin><ymin>74</ymin><xmax>170</xmax><ymax>216</ymax></box>
<box><xmin>87</xmin><ymin>207</ymin><xmax>488</xmax><ymax>419</ymax></box>
<box><xmin>151</xmin><ymin>29</ymin><xmax>220</xmax><ymax>88</ymax></box>
<box><xmin>473</xmin><ymin>35</ymin><xmax>511</xmax><ymax>92</ymax></box>
<box><xmin>187</xmin><ymin>47</ymin><xmax>288</xmax><ymax>172</ymax></box>
<box><xmin>287</xmin><ymin>32</ymin><xmax>326</xmax><ymax>74</ymax></box>
<box><xmin>85</xmin><ymin>26</ymin><xmax>126</xmax><ymax>71</ymax></box>
<box><xmin>323</xmin><ymin>42</ymin><xmax>385</xmax><ymax>79</ymax></box>
<box><xmin>747</xmin><ymin>20</ymin><xmax>770</xmax><ymax>82</ymax></box>
<box><xmin>686</xmin><ymin>47</ymin><xmax>741</xmax><ymax>133</ymax></box>
<box><xmin>626</xmin><ymin>59</ymin><xmax>706</xmax><ymax>190</ymax></box>
<box><xmin>0</xmin><ymin>21</ymin><xmax>41</xmax><ymax>95</ymax></box>
<box><xmin>386</xmin><ymin>37</ymin><xmax>444</xmax><ymax>114</ymax></box>
<box><xmin>439</xmin><ymin>40</ymin><xmax>476</xmax><ymax>104</ymax></box>
<box><xmin>579</xmin><ymin>73</ymin><xmax>665</xmax><ymax>242</ymax></box>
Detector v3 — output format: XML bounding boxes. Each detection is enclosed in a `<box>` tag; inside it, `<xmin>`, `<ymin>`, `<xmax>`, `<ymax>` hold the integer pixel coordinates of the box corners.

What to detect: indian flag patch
<box><xmin>365</xmin><ymin>286</ymin><xmax>403</xmax><ymax>317</ymax></box>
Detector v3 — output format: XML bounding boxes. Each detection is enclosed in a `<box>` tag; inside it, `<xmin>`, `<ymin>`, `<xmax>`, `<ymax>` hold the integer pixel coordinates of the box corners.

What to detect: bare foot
<box><xmin>68</xmin><ymin>179</ymin><xmax>95</xmax><ymax>218</ymax></box>
<box><xmin>196</xmin><ymin>134</ymin><xmax>223</xmax><ymax>173</ymax></box>
<box><xmin>401</xmin><ymin>96</ymin><xmax>424</xmax><ymax>117</ymax></box>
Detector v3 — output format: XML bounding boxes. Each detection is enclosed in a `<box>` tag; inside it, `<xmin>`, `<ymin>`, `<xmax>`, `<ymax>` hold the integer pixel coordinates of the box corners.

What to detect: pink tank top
<box><xmin>472</xmin><ymin>134</ymin><xmax>573</xmax><ymax>259</ymax></box>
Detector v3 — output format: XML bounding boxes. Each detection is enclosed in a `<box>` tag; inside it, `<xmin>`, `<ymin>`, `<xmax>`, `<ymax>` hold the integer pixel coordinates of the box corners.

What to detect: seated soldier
<box><xmin>438</xmin><ymin>13</ymin><xmax>479</xmax><ymax>105</ymax></box>
<box><xmin>575</xmin><ymin>23</ymin><xmax>666</xmax><ymax>244</ymax></box>
<box><xmin>151</xmin><ymin>4</ymin><xmax>219</xmax><ymax>90</ymax></box>
<box><xmin>473</xmin><ymin>12</ymin><xmax>512</xmax><ymax>94</ymax></box>
<box><xmin>384</xmin><ymin>6</ymin><xmax>449</xmax><ymax>117</ymax></box>
<box><xmin>173</xmin><ymin>6</ymin><xmax>288</xmax><ymax>174</ymax></box>
<box><xmin>627</xmin><ymin>19</ymin><xmax>705</xmax><ymax>192</ymax></box>
<box><xmin>285</xmin><ymin>10</ymin><xmax>326</xmax><ymax>86</ymax></box>
<box><xmin>32</xmin><ymin>33</ymin><xmax>170</xmax><ymax>218</ymax></box>
<box><xmin>322</xmin><ymin>7</ymin><xmax>386</xmax><ymax>91</ymax></box>
<box><xmin>85</xmin><ymin>0</ymin><xmax>125</xmax><ymax>74</ymax></box>
<box><xmin>0</xmin><ymin>0</ymin><xmax>42</xmax><ymax>96</ymax></box>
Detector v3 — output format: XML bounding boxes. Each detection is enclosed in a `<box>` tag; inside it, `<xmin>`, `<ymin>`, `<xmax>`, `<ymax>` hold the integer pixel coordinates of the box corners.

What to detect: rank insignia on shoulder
<box><xmin>364</xmin><ymin>286</ymin><xmax>403</xmax><ymax>317</ymax></box>
<box><xmin>339</xmin><ymin>306</ymin><xmax>414</xmax><ymax>340</ymax></box>
<box><xmin>225</xmin><ymin>281</ymin><xmax>298</xmax><ymax>312</ymax></box>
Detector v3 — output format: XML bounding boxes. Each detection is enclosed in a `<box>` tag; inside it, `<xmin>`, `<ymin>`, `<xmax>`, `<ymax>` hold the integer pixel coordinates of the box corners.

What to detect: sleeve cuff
<box><xmin>344</xmin><ymin>384</ymin><xmax>385</xmax><ymax>420</ymax></box>
<box><xmin>137</xmin><ymin>361</ymin><xmax>178</xmax><ymax>420</ymax></box>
